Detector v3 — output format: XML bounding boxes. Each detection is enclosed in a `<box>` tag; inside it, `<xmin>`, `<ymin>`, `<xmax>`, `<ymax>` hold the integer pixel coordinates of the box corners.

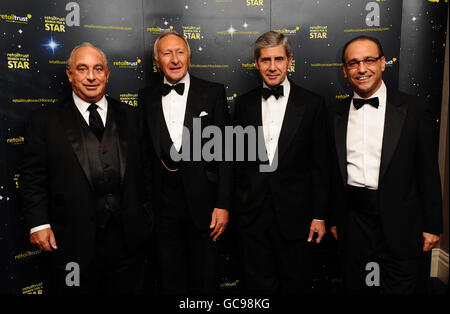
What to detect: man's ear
<box><xmin>254</xmin><ymin>58</ymin><xmax>259</xmax><ymax>70</ymax></box>
<box><xmin>287</xmin><ymin>54</ymin><xmax>293</xmax><ymax>68</ymax></box>
<box><xmin>380</xmin><ymin>56</ymin><xmax>386</xmax><ymax>72</ymax></box>
<box><xmin>105</xmin><ymin>68</ymin><xmax>111</xmax><ymax>83</ymax></box>
<box><xmin>342</xmin><ymin>66</ymin><xmax>348</xmax><ymax>79</ymax></box>
<box><xmin>66</xmin><ymin>67</ymin><xmax>73</xmax><ymax>83</ymax></box>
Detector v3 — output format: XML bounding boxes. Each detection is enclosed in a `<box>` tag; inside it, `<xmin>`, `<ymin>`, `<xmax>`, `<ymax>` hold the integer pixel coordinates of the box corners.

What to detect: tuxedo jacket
<box><xmin>20</xmin><ymin>96</ymin><xmax>152</xmax><ymax>269</ymax></box>
<box><xmin>233</xmin><ymin>81</ymin><xmax>329</xmax><ymax>241</ymax></box>
<box><xmin>138</xmin><ymin>75</ymin><xmax>232</xmax><ymax>230</ymax></box>
<box><xmin>328</xmin><ymin>89</ymin><xmax>443</xmax><ymax>259</ymax></box>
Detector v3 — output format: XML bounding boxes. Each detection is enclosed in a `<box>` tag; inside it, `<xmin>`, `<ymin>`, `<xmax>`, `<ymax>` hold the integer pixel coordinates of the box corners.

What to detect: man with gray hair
<box><xmin>21</xmin><ymin>42</ymin><xmax>152</xmax><ymax>293</ymax></box>
<box><xmin>233</xmin><ymin>31</ymin><xmax>329</xmax><ymax>293</ymax></box>
<box><xmin>138</xmin><ymin>31</ymin><xmax>232</xmax><ymax>293</ymax></box>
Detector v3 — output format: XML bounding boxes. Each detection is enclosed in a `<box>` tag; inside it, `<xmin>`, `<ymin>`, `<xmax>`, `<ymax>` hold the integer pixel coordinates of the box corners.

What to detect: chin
<box><xmin>167</xmin><ymin>76</ymin><xmax>182</xmax><ymax>83</ymax></box>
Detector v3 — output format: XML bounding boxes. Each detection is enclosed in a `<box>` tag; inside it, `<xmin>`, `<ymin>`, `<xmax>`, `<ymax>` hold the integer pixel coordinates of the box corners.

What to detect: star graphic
<box><xmin>42</xmin><ymin>35</ymin><xmax>61</xmax><ymax>54</ymax></box>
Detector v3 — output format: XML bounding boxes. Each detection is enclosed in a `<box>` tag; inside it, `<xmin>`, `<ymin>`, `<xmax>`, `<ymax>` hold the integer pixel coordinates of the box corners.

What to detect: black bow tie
<box><xmin>353</xmin><ymin>97</ymin><xmax>379</xmax><ymax>110</ymax></box>
<box><xmin>262</xmin><ymin>85</ymin><xmax>284</xmax><ymax>100</ymax></box>
<box><xmin>161</xmin><ymin>83</ymin><xmax>185</xmax><ymax>96</ymax></box>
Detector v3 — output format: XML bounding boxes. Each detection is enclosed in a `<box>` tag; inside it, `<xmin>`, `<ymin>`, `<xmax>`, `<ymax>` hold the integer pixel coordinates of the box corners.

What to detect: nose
<box><xmin>171</xmin><ymin>52</ymin><xmax>179</xmax><ymax>64</ymax></box>
<box><xmin>269</xmin><ymin>59</ymin><xmax>276</xmax><ymax>71</ymax></box>
<box><xmin>86</xmin><ymin>69</ymin><xmax>95</xmax><ymax>81</ymax></box>
<box><xmin>357</xmin><ymin>61</ymin><xmax>367</xmax><ymax>73</ymax></box>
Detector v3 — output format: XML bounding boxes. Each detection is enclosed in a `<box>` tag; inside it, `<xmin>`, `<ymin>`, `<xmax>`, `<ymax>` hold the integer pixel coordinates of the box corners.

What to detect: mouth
<box><xmin>266</xmin><ymin>74</ymin><xmax>279</xmax><ymax>79</ymax></box>
<box><xmin>84</xmin><ymin>85</ymin><xmax>99</xmax><ymax>90</ymax></box>
<box><xmin>355</xmin><ymin>75</ymin><xmax>372</xmax><ymax>82</ymax></box>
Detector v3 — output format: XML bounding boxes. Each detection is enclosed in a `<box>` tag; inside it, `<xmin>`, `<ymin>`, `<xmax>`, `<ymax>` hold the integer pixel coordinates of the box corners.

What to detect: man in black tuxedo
<box><xmin>20</xmin><ymin>43</ymin><xmax>152</xmax><ymax>294</ymax></box>
<box><xmin>328</xmin><ymin>35</ymin><xmax>442</xmax><ymax>293</ymax></box>
<box><xmin>233</xmin><ymin>31</ymin><xmax>329</xmax><ymax>293</ymax></box>
<box><xmin>138</xmin><ymin>31</ymin><xmax>232</xmax><ymax>293</ymax></box>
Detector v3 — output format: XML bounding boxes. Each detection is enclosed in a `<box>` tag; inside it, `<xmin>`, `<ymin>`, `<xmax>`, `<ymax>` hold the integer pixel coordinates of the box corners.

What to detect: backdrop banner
<box><xmin>0</xmin><ymin>0</ymin><xmax>447</xmax><ymax>294</ymax></box>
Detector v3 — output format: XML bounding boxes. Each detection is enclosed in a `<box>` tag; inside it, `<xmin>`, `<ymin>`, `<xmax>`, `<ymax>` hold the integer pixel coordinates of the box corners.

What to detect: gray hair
<box><xmin>66</xmin><ymin>42</ymin><xmax>109</xmax><ymax>71</ymax></box>
<box><xmin>254</xmin><ymin>31</ymin><xmax>292</xmax><ymax>60</ymax></box>
<box><xmin>153</xmin><ymin>30</ymin><xmax>191</xmax><ymax>62</ymax></box>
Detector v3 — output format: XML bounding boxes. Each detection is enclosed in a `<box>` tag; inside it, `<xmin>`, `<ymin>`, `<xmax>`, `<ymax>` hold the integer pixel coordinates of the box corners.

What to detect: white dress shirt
<box><xmin>347</xmin><ymin>81</ymin><xmax>387</xmax><ymax>190</ymax></box>
<box><xmin>30</xmin><ymin>92</ymin><xmax>108</xmax><ymax>234</ymax></box>
<box><xmin>72</xmin><ymin>91</ymin><xmax>108</xmax><ymax>127</ymax></box>
<box><xmin>162</xmin><ymin>73</ymin><xmax>190</xmax><ymax>152</ymax></box>
<box><xmin>261</xmin><ymin>78</ymin><xmax>290</xmax><ymax>165</ymax></box>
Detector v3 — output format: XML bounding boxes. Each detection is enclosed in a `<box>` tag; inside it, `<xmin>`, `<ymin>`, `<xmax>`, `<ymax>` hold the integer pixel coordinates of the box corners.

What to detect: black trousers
<box><xmin>342</xmin><ymin>185</ymin><xmax>425</xmax><ymax>294</ymax></box>
<box><xmin>47</xmin><ymin>218</ymin><xmax>145</xmax><ymax>294</ymax></box>
<box><xmin>237</xmin><ymin>194</ymin><xmax>312</xmax><ymax>294</ymax></box>
<box><xmin>155</xmin><ymin>169</ymin><xmax>218</xmax><ymax>294</ymax></box>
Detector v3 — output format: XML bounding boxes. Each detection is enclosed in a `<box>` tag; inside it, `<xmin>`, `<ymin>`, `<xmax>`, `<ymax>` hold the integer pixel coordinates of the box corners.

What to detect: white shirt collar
<box><xmin>72</xmin><ymin>91</ymin><xmax>108</xmax><ymax>113</ymax></box>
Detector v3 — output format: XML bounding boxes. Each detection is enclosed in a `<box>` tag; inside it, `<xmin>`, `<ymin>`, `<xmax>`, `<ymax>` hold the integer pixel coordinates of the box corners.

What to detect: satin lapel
<box><xmin>247</xmin><ymin>88</ymin><xmax>266</xmax><ymax>163</ymax></box>
<box><xmin>108</xmin><ymin>98</ymin><xmax>128</xmax><ymax>183</ymax></box>
<box><xmin>183</xmin><ymin>76</ymin><xmax>205</xmax><ymax>136</ymax></box>
<box><xmin>182</xmin><ymin>75</ymin><xmax>207</xmax><ymax>159</ymax></box>
<box><xmin>59</xmin><ymin>99</ymin><xmax>94</xmax><ymax>189</ymax></box>
<box><xmin>148</xmin><ymin>89</ymin><xmax>162</xmax><ymax>159</ymax></box>
<box><xmin>334</xmin><ymin>99</ymin><xmax>351</xmax><ymax>186</ymax></box>
<box><xmin>248</xmin><ymin>88</ymin><xmax>263</xmax><ymax>129</ymax></box>
<box><xmin>379</xmin><ymin>90</ymin><xmax>407</xmax><ymax>182</ymax></box>
<box><xmin>277</xmin><ymin>85</ymin><xmax>305</xmax><ymax>162</ymax></box>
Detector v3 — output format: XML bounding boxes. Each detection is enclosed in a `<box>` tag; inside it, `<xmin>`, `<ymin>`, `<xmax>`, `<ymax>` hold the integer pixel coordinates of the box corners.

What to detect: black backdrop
<box><xmin>0</xmin><ymin>0</ymin><xmax>447</xmax><ymax>294</ymax></box>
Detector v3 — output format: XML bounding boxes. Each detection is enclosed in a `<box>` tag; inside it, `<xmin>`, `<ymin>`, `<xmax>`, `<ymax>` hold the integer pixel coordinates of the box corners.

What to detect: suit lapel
<box><xmin>147</xmin><ymin>88</ymin><xmax>162</xmax><ymax>159</ymax></box>
<box><xmin>59</xmin><ymin>98</ymin><xmax>94</xmax><ymax>189</ymax></box>
<box><xmin>108</xmin><ymin>98</ymin><xmax>128</xmax><ymax>183</ymax></box>
<box><xmin>245</xmin><ymin>88</ymin><xmax>265</xmax><ymax>162</ymax></box>
<box><xmin>277</xmin><ymin>84</ymin><xmax>305</xmax><ymax>162</ymax></box>
<box><xmin>334</xmin><ymin>99</ymin><xmax>351</xmax><ymax>186</ymax></box>
<box><xmin>249</xmin><ymin>88</ymin><xmax>263</xmax><ymax>127</ymax></box>
<box><xmin>183</xmin><ymin>76</ymin><xmax>205</xmax><ymax>135</ymax></box>
<box><xmin>379</xmin><ymin>90</ymin><xmax>407</xmax><ymax>182</ymax></box>
<box><xmin>182</xmin><ymin>76</ymin><xmax>208</xmax><ymax>161</ymax></box>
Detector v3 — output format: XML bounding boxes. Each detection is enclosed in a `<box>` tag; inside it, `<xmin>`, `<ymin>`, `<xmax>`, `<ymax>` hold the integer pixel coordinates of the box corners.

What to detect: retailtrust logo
<box><xmin>0</xmin><ymin>12</ymin><xmax>31</xmax><ymax>24</ymax></box>
<box><xmin>385</xmin><ymin>57</ymin><xmax>398</xmax><ymax>67</ymax></box>
<box><xmin>274</xmin><ymin>27</ymin><xmax>300</xmax><ymax>36</ymax></box>
<box><xmin>147</xmin><ymin>23</ymin><xmax>173</xmax><ymax>34</ymax></box>
<box><xmin>113</xmin><ymin>58</ymin><xmax>141</xmax><ymax>69</ymax></box>
<box><xmin>226</xmin><ymin>93</ymin><xmax>237</xmax><ymax>102</ymax></box>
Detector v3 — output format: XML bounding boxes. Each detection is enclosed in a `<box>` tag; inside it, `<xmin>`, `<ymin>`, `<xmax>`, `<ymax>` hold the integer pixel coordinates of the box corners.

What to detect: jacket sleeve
<box><xmin>20</xmin><ymin>109</ymin><xmax>51</xmax><ymax>229</ymax></box>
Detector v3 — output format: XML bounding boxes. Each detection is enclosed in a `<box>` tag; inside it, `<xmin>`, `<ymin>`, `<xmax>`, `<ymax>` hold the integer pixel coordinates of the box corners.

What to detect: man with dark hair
<box><xmin>138</xmin><ymin>31</ymin><xmax>232</xmax><ymax>293</ymax></box>
<box><xmin>233</xmin><ymin>31</ymin><xmax>329</xmax><ymax>293</ymax></box>
<box><xmin>328</xmin><ymin>35</ymin><xmax>442</xmax><ymax>293</ymax></box>
<box><xmin>21</xmin><ymin>42</ymin><xmax>152</xmax><ymax>294</ymax></box>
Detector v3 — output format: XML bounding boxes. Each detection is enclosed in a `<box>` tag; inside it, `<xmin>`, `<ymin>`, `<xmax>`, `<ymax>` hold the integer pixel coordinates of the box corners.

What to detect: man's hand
<box><xmin>330</xmin><ymin>226</ymin><xmax>338</xmax><ymax>240</ymax></box>
<box><xmin>209</xmin><ymin>208</ymin><xmax>229</xmax><ymax>242</ymax></box>
<box><xmin>307</xmin><ymin>220</ymin><xmax>326</xmax><ymax>244</ymax></box>
<box><xmin>30</xmin><ymin>228</ymin><xmax>57</xmax><ymax>251</ymax></box>
<box><xmin>422</xmin><ymin>232</ymin><xmax>440</xmax><ymax>252</ymax></box>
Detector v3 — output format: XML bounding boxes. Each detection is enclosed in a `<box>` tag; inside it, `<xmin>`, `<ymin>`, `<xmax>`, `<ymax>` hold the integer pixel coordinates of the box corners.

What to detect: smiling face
<box><xmin>255</xmin><ymin>44</ymin><xmax>293</xmax><ymax>88</ymax></box>
<box><xmin>66</xmin><ymin>46</ymin><xmax>110</xmax><ymax>103</ymax></box>
<box><xmin>155</xmin><ymin>34</ymin><xmax>190</xmax><ymax>84</ymax></box>
<box><xmin>342</xmin><ymin>39</ymin><xmax>385</xmax><ymax>98</ymax></box>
